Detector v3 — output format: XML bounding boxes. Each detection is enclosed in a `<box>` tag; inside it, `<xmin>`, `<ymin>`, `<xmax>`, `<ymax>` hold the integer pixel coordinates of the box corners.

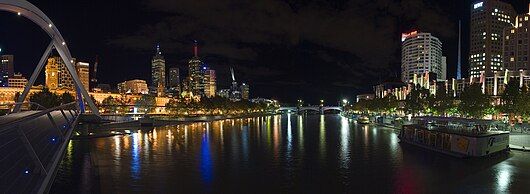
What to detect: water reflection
<box><xmin>319</xmin><ymin>115</ymin><xmax>326</xmax><ymax>162</ymax></box>
<box><xmin>57</xmin><ymin>114</ymin><xmax>525</xmax><ymax>193</ymax></box>
<box><xmin>339</xmin><ymin>116</ymin><xmax>350</xmax><ymax>169</ymax></box>
<box><xmin>131</xmin><ymin>132</ymin><xmax>140</xmax><ymax>180</ymax></box>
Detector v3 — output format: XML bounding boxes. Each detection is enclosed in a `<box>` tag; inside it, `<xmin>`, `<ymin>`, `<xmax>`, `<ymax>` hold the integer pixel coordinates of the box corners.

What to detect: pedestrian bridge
<box><xmin>0</xmin><ymin>102</ymin><xmax>80</xmax><ymax>193</ymax></box>
<box><xmin>279</xmin><ymin>106</ymin><xmax>343</xmax><ymax>113</ymax></box>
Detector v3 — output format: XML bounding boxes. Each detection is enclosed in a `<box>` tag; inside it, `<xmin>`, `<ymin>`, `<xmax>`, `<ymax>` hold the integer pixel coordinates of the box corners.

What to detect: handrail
<box><xmin>1</xmin><ymin>102</ymin><xmax>48</xmax><ymax>114</ymax></box>
<box><xmin>0</xmin><ymin>101</ymin><xmax>80</xmax><ymax>193</ymax></box>
<box><xmin>0</xmin><ymin>102</ymin><xmax>79</xmax><ymax>132</ymax></box>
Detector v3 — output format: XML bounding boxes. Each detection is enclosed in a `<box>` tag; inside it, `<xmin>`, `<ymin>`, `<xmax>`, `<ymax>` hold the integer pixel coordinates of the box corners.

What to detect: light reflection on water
<box><xmin>52</xmin><ymin>114</ymin><xmax>527</xmax><ymax>193</ymax></box>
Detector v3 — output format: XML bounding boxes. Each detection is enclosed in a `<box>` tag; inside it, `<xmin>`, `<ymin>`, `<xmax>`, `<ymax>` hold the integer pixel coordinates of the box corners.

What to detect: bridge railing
<box><xmin>0</xmin><ymin>102</ymin><xmax>48</xmax><ymax>115</ymax></box>
<box><xmin>0</xmin><ymin>102</ymin><xmax>80</xmax><ymax>193</ymax></box>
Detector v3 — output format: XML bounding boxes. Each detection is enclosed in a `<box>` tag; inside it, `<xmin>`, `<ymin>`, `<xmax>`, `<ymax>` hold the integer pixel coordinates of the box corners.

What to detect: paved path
<box><xmin>510</xmin><ymin>133</ymin><xmax>530</xmax><ymax>151</ymax></box>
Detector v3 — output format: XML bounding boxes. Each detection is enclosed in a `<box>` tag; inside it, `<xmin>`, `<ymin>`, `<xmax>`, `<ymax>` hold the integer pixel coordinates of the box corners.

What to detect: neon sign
<box><xmin>401</xmin><ymin>31</ymin><xmax>418</xmax><ymax>42</ymax></box>
<box><xmin>473</xmin><ymin>2</ymin><xmax>483</xmax><ymax>9</ymax></box>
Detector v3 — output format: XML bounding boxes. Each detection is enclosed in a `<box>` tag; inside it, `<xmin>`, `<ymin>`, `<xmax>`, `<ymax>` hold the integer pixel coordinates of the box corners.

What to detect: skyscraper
<box><xmin>441</xmin><ymin>56</ymin><xmax>447</xmax><ymax>80</ymax></box>
<box><xmin>203</xmin><ymin>67</ymin><xmax>216</xmax><ymax>98</ymax></box>
<box><xmin>45</xmin><ymin>56</ymin><xmax>75</xmax><ymax>90</ymax></box>
<box><xmin>401</xmin><ymin>31</ymin><xmax>444</xmax><ymax>83</ymax></box>
<box><xmin>151</xmin><ymin>44</ymin><xmax>166</xmax><ymax>95</ymax></box>
<box><xmin>0</xmin><ymin>55</ymin><xmax>14</xmax><ymax>87</ymax></box>
<box><xmin>240</xmin><ymin>83</ymin><xmax>249</xmax><ymax>100</ymax></box>
<box><xmin>188</xmin><ymin>40</ymin><xmax>204</xmax><ymax>96</ymax></box>
<box><xmin>168</xmin><ymin>67</ymin><xmax>181</xmax><ymax>96</ymax></box>
<box><xmin>504</xmin><ymin>6</ymin><xmax>530</xmax><ymax>72</ymax></box>
<box><xmin>469</xmin><ymin>0</ymin><xmax>515</xmax><ymax>77</ymax></box>
<box><xmin>76</xmin><ymin>62</ymin><xmax>90</xmax><ymax>92</ymax></box>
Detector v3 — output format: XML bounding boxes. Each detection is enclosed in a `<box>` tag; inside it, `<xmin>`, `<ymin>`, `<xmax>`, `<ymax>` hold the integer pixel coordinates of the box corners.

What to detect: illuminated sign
<box><xmin>473</xmin><ymin>2</ymin><xmax>483</xmax><ymax>9</ymax></box>
<box><xmin>401</xmin><ymin>31</ymin><xmax>418</xmax><ymax>42</ymax></box>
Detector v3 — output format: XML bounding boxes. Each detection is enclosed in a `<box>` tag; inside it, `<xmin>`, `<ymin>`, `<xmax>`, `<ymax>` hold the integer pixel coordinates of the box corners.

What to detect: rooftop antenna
<box><xmin>193</xmin><ymin>40</ymin><xmax>198</xmax><ymax>57</ymax></box>
<box><xmin>457</xmin><ymin>20</ymin><xmax>462</xmax><ymax>79</ymax></box>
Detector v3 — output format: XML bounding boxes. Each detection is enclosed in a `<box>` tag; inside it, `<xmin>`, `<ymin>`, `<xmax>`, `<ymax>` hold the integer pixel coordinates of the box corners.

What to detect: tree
<box><xmin>500</xmin><ymin>79</ymin><xmax>520</xmax><ymax>121</ymax></box>
<box><xmin>60</xmin><ymin>92</ymin><xmax>76</xmax><ymax>104</ymax></box>
<box><xmin>458</xmin><ymin>84</ymin><xmax>491</xmax><ymax>118</ymax></box>
<box><xmin>404</xmin><ymin>85</ymin><xmax>429</xmax><ymax>116</ymax></box>
<box><xmin>29</xmin><ymin>88</ymin><xmax>61</xmax><ymax>109</ymax></box>
<box><xmin>431</xmin><ymin>87</ymin><xmax>455</xmax><ymax>116</ymax></box>
<box><xmin>102</xmin><ymin>96</ymin><xmax>119</xmax><ymax>113</ymax></box>
<box><xmin>135</xmin><ymin>95</ymin><xmax>156</xmax><ymax>113</ymax></box>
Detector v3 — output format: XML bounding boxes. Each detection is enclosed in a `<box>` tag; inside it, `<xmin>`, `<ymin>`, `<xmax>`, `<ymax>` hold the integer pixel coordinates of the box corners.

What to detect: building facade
<box><xmin>504</xmin><ymin>8</ymin><xmax>530</xmax><ymax>72</ymax></box>
<box><xmin>203</xmin><ymin>67</ymin><xmax>216</xmax><ymax>98</ymax></box>
<box><xmin>8</xmin><ymin>73</ymin><xmax>28</xmax><ymax>88</ymax></box>
<box><xmin>168</xmin><ymin>67</ymin><xmax>180</xmax><ymax>96</ymax></box>
<box><xmin>117</xmin><ymin>79</ymin><xmax>149</xmax><ymax>94</ymax></box>
<box><xmin>469</xmin><ymin>0</ymin><xmax>516</xmax><ymax>77</ymax></box>
<box><xmin>0</xmin><ymin>55</ymin><xmax>14</xmax><ymax>87</ymax></box>
<box><xmin>188</xmin><ymin>41</ymin><xmax>204</xmax><ymax>96</ymax></box>
<box><xmin>240</xmin><ymin>83</ymin><xmax>249</xmax><ymax>100</ymax></box>
<box><xmin>151</xmin><ymin>44</ymin><xmax>166</xmax><ymax>95</ymax></box>
<box><xmin>401</xmin><ymin>31</ymin><xmax>444</xmax><ymax>83</ymax></box>
<box><xmin>45</xmin><ymin>56</ymin><xmax>77</xmax><ymax>90</ymax></box>
<box><xmin>76</xmin><ymin>62</ymin><xmax>90</xmax><ymax>92</ymax></box>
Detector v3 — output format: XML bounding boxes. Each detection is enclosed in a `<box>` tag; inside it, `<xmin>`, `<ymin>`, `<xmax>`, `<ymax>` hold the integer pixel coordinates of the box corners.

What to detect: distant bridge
<box><xmin>279</xmin><ymin>106</ymin><xmax>343</xmax><ymax>114</ymax></box>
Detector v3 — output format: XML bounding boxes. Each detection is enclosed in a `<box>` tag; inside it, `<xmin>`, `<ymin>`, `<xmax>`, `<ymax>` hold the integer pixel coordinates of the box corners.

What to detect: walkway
<box><xmin>0</xmin><ymin>103</ymin><xmax>79</xmax><ymax>193</ymax></box>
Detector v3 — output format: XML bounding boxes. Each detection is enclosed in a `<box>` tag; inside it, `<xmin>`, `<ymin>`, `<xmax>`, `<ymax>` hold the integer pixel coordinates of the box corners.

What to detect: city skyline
<box><xmin>0</xmin><ymin>0</ymin><xmax>529</xmax><ymax>104</ymax></box>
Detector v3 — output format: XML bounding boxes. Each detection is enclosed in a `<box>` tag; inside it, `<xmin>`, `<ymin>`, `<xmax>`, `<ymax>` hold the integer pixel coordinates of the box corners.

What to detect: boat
<box><xmin>357</xmin><ymin>116</ymin><xmax>370</xmax><ymax>124</ymax></box>
<box><xmin>398</xmin><ymin>117</ymin><xmax>510</xmax><ymax>158</ymax></box>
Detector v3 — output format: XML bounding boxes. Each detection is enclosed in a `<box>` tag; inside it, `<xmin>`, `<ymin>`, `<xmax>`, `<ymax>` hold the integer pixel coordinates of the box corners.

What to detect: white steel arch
<box><xmin>0</xmin><ymin>0</ymin><xmax>100</xmax><ymax>115</ymax></box>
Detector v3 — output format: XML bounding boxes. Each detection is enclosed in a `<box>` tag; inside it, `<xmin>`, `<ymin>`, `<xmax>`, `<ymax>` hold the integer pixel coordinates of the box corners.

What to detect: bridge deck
<box><xmin>0</xmin><ymin>104</ymin><xmax>79</xmax><ymax>193</ymax></box>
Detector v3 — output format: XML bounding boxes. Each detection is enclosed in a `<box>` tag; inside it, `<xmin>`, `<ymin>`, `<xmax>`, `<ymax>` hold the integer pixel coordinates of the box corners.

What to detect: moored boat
<box><xmin>398</xmin><ymin>117</ymin><xmax>509</xmax><ymax>157</ymax></box>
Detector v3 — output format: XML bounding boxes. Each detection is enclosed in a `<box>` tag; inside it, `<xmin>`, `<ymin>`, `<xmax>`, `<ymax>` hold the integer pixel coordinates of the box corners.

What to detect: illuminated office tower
<box><xmin>401</xmin><ymin>31</ymin><xmax>443</xmax><ymax>83</ymax></box>
<box><xmin>240</xmin><ymin>83</ymin><xmax>249</xmax><ymax>100</ymax></box>
<box><xmin>188</xmin><ymin>40</ymin><xmax>204</xmax><ymax>96</ymax></box>
<box><xmin>504</xmin><ymin>5</ymin><xmax>530</xmax><ymax>71</ymax></box>
<box><xmin>203</xmin><ymin>67</ymin><xmax>216</xmax><ymax>98</ymax></box>
<box><xmin>0</xmin><ymin>55</ymin><xmax>14</xmax><ymax>87</ymax></box>
<box><xmin>168</xmin><ymin>67</ymin><xmax>181</xmax><ymax>96</ymax></box>
<box><xmin>76</xmin><ymin>62</ymin><xmax>90</xmax><ymax>91</ymax></box>
<box><xmin>469</xmin><ymin>0</ymin><xmax>515</xmax><ymax>77</ymax></box>
<box><xmin>151</xmin><ymin>44</ymin><xmax>166</xmax><ymax>95</ymax></box>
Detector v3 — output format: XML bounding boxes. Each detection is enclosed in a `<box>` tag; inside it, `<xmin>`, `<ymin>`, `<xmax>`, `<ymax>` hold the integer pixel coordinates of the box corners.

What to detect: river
<box><xmin>51</xmin><ymin>114</ymin><xmax>530</xmax><ymax>193</ymax></box>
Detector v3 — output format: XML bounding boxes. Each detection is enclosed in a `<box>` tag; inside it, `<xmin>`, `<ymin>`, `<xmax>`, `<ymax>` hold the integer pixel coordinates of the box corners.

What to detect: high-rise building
<box><xmin>8</xmin><ymin>73</ymin><xmax>27</xmax><ymax>88</ymax></box>
<box><xmin>188</xmin><ymin>40</ymin><xmax>204</xmax><ymax>96</ymax></box>
<box><xmin>401</xmin><ymin>31</ymin><xmax>444</xmax><ymax>83</ymax></box>
<box><xmin>504</xmin><ymin>6</ymin><xmax>530</xmax><ymax>72</ymax></box>
<box><xmin>76</xmin><ymin>62</ymin><xmax>90</xmax><ymax>92</ymax></box>
<box><xmin>203</xmin><ymin>67</ymin><xmax>216</xmax><ymax>98</ymax></box>
<box><xmin>168</xmin><ymin>67</ymin><xmax>181</xmax><ymax>96</ymax></box>
<box><xmin>469</xmin><ymin>0</ymin><xmax>516</xmax><ymax>77</ymax></box>
<box><xmin>441</xmin><ymin>56</ymin><xmax>447</xmax><ymax>80</ymax></box>
<box><xmin>0</xmin><ymin>55</ymin><xmax>14</xmax><ymax>87</ymax></box>
<box><xmin>151</xmin><ymin>44</ymin><xmax>166</xmax><ymax>95</ymax></box>
<box><xmin>117</xmin><ymin>79</ymin><xmax>149</xmax><ymax>94</ymax></box>
<box><xmin>45</xmin><ymin>56</ymin><xmax>79</xmax><ymax>90</ymax></box>
<box><xmin>240</xmin><ymin>83</ymin><xmax>249</xmax><ymax>100</ymax></box>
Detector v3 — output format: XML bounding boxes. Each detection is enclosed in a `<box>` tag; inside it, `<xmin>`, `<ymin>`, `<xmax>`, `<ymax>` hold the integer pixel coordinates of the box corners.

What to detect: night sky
<box><xmin>0</xmin><ymin>0</ymin><xmax>528</xmax><ymax>104</ymax></box>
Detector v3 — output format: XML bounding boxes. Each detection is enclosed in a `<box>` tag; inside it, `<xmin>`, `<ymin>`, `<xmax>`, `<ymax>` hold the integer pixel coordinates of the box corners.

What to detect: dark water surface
<box><xmin>51</xmin><ymin>114</ymin><xmax>530</xmax><ymax>193</ymax></box>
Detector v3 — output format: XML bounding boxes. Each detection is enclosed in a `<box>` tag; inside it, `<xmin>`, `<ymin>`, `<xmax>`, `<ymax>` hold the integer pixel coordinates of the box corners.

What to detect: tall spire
<box><xmin>457</xmin><ymin>20</ymin><xmax>462</xmax><ymax>79</ymax></box>
<box><xmin>230</xmin><ymin>67</ymin><xmax>235</xmax><ymax>82</ymax></box>
<box><xmin>156</xmin><ymin>43</ymin><xmax>161</xmax><ymax>55</ymax></box>
<box><xmin>193</xmin><ymin>40</ymin><xmax>198</xmax><ymax>57</ymax></box>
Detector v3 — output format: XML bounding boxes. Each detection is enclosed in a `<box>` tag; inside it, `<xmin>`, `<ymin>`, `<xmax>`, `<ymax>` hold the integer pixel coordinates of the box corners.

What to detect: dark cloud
<box><xmin>108</xmin><ymin>0</ymin><xmax>456</xmax><ymax>102</ymax></box>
